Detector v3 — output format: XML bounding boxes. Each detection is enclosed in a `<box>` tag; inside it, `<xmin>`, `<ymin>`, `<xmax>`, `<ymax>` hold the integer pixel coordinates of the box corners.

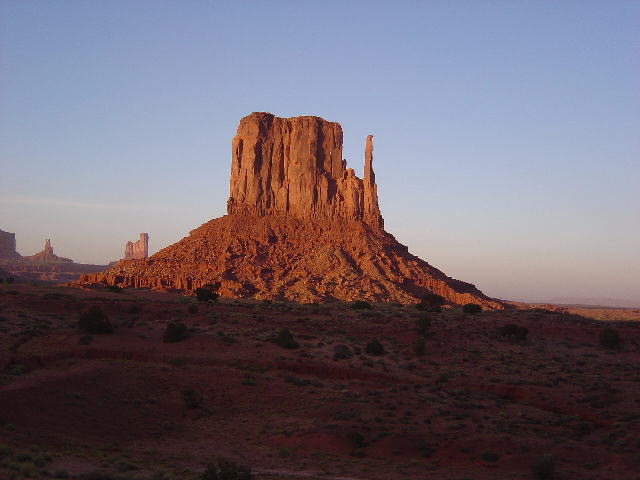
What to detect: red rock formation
<box><xmin>81</xmin><ymin>112</ymin><xmax>503</xmax><ymax>308</ymax></box>
<box><xmin>27</xmin><ymin>239</ymin><xmax>72</xmax><ymax>264</ymax></box>
<box><xmin>227</xmin><ymin>113</ymin><xmax>383</xmax><ymax>230</ymax></box>
<box><xmin>124</xmin><ymin>233</ymin><xmax>149</xmax><ymax>260</ymax></box>
<box><xmin>0</xmin><ymin>229</ymin><xmax>21</xmax><ymax>259</ymax></box>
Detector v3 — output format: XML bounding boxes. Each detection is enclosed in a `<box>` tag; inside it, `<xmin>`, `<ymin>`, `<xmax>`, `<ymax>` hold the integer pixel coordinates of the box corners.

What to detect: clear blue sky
<box><xmin>1</xmin><ymin>1</ymin><xmax>638</xmax><ymax>305</ymax></box>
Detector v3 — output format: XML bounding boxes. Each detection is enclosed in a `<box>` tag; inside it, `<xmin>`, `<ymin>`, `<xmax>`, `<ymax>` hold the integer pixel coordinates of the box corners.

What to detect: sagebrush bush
<box><xmin>196</xmin><ymin>286</ymin><xmax>219</xmax><ymax>302</ymax></box>
<box><xmin>351</xmin><ymin>300</ymin><xmax>372</xmax><ymax>310</ymax></box>
<box><xmin>347</xmin><ymin>431</ymin><xmax>365</xmax><ymax>448</ymax></box>
<box><xmin>417</xmin><ymin>293</ymin><xmax>444</xmax><ymax>312</ymax></box>
<box><xmin>181</xmin><ymin>387</ymin><xmax>202</xmax><ymax>409</ymax></box>
<box><xmin>201</xmin><ymin>457</ymin><xmax>252</xmax><ymax>480</ymax></box>
<box><xmin>599</xmin><ymin>328</ymin><xmax>621</xmax><ymax>349</ymax></box>
<box><xmin>365</xmin><ymin>338</ymin><xmax>385</xmax><ymax>356</ymax></box>
<box><xmin>530</xmin><ymin>454</ymin><xmax>555</xmax><ymax>479</ymax></box>
<box><xmin>498</xmin><ymin>323</ymin><xmax>528</xmax><ymax>342</ymax></box>
<box><xmin>275</xmin><ymin>328</ymin><xmax>298</xmax><ymax>349</ymax></box>
<box><xmin>163</xmin><ymin>321</ymin><xmax>189</xmax><ymax>343</ymax></box>
<box><xmin>462</xmin><ymin>303</ymin><xmax>482</xmax><ymax>314</ymax></box>
<box><xmin>77</xmin><ymin>306</ymin><xmax>113</xmax><ymax>334</ymax></box>
<box><xmin>413</xmin><ymin>337</ymin><xmax>426</xmax><ymax>356</ymax></box>
<box><xmin>416</xmin><ymin>315</ymin><xmax>431</xmax><ymax>336</ymax></box>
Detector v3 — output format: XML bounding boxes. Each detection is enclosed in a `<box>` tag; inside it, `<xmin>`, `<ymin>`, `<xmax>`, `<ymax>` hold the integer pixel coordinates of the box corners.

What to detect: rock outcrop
<box><xmin>227</xmin><ymin>113</ymin><xmax>383</xmax><ymax>230</ymax></box>
<box><xmin>124</xmin><ymin>233</ymin><xmax>149</xmax><ymax>260</ymax></box>
<box><xmin>0</xmin><ymin>229</ymin><xmax>21</xmax><ymax>259</ymax></box>
<box><xmin>81</xmin><ymin>112</ymin><xmax>503</xmax><ymax>308</ymax></box>
<box><xmin>27</xmin><ymin>239</ymin><xmax>72</xmax><ymax>264</ymax></box>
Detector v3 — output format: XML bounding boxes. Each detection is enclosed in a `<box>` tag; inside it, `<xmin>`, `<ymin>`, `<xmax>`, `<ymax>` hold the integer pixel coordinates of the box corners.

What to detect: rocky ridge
<box><xmin>81</xmin><ymin>112</ymin><xmax>502</xmax><ymax>308</ymax></box>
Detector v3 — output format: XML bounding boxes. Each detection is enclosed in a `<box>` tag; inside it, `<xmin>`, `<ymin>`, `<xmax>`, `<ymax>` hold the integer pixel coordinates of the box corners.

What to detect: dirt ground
<box><xmin>1</xmin><ymin>282</ymin><xmax>639</xmax><ymax>480</ymax></box>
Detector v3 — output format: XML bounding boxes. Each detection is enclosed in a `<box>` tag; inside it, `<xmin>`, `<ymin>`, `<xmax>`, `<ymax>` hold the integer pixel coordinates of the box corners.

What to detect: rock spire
<box><xmin>124</xmin><ymin>233</ymin><xmax>149</xmax><ymax>260</ymax></box>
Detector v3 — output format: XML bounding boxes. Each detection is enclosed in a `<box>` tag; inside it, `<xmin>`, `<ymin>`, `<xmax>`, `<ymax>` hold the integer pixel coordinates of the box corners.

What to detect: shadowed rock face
<box><xmin>227</xmin><ymin>112</ymin><xmax>383</xmax><ymax>230</ymax></box>
<box><xmin>0</xmin><ymin>229</ymin><xmax>21</xmax><ymax>260</ymax></box>
<box><xmin>81</xmin><ymin>112</ymin><xmax>502</xmax><ymax>308</ymax></box>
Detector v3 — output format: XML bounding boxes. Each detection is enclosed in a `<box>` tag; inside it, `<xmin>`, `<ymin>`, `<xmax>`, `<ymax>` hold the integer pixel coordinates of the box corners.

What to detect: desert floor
<box><xmin>1</xmin><ymin>282</ymin><xmax>639</xmax><ymax>480</ymax></box>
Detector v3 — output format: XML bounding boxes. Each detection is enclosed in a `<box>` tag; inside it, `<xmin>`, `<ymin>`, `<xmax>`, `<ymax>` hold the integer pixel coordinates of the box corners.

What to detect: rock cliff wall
<box><xmin>0</xmin><ymin>229</ymin><xmax>21</xmax><ymax>259</ymax></box>
<box><xmin>124</xmin><ymin>233</ymin><xmax>149</xmax><ymax>260</ymax></box>
<box><xmin>227</xmin><ymin>112</ymin><xmax>383</xmax><ymax>230</ymax></box>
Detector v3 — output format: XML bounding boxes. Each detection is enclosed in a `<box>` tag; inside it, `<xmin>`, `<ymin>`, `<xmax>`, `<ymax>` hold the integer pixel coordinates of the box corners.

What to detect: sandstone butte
<box><xmin>81</xmin><ymin>112</ymin><xmax>503</xmax><ymax>308</ymax></box>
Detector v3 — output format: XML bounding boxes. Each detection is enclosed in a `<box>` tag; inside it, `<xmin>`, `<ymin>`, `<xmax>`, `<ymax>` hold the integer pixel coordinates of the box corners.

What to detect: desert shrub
<box><xmin>106</xmin><ymin>285</ymin><xmax>121</xmax><ymax>293</ymax></box>
<box><xmin>462</xmin><ymin>303</ymin><xmax>482</xmax><ymax>314</ymax></box>
<box><xmin>333</xmin><ymin>344</ymin><xmax>353</xmax><ymax>360</ymax></box>
<box><xmin>163</xmin><ymin>321</ymin><xmax>189</xmax><ymax>343</ymax></box>
<box><xmin>6</xmin><ymin>277</ymin><xmax>14</xmax><ymax>284</ymax></box>
<box><xmin>347</xmin><ymin>431</ymin><xmax>365</xmax><ymax>448</ymax></box>
<box><xmin>416</xmin><ymin>315</ymin><xmax>431</xmax><ymax>336</ymax></box>
<box><xmin>196</xmin><ymin>286</ymin><xmax>219</xmax><ymax>303</ymax></box>
<box><xmin>417</xmin><ymin>293</ymin><xmax>444</xmax><ymax>312</ymax></box>
<box><xmin>181</xmin><ymin>387</ymin><xmax>202</xmax><ymax>409</ymax></box>
<box><xmin>498</xmin><ymin>323</ymin><xmax>528</xmax><ymax>342</ymax></box>
<box><xmin>188</xmin><ymin>304</ymin><xmax>198</xmax><ymax>314</ymax></box>
<box><xmin>77</xmin><ymin>306</ymin><xmax>113</xmax><ymax>334</ymax></box>
<box><xmin>413</xmin><ymin>337</ymin><xmax>426</xmax><ymax>356</ymax></box>
<box><xmin>201</xmin><ymin>457</ymin><xmax>252</xmax><ymax>480</ymax></box>
<box><xmin>530</xmin><ymin>454</ymin><xmax>555</xmax><ymax>479</ymax></box>
<box><xmin>599</xmin><ymin>328</ymin><xmax>621</xmax><ymax>349</ymax></box>
<box><xmin>481</xmin><ymin>451</ymin><xmax>499</xmax><ymax>462</ymax></box>
<box><xmin>352</xmin><ymin>300</ymin><xmax>372</xmax><ymax>310</ymax></box>
<box><xmin>275</xmin><ymin>328</ymin><xmax>298</xmax><ymax>349</ymax></box>
<box><xmin>78</xmin><ymin>335</ymin><xmax>93</xmax><ymax>345</ymax></box>
<box><xmin>365</xmin><ymin>338</ymin><xmax>385</xmax><ymax>356</ymax></box>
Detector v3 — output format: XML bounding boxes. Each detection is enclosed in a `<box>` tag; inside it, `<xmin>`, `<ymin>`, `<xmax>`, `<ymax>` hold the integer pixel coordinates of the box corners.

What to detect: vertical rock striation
<box><xmin>124</xmin><ymin>233</ymin><xmax>149</xmax><ymax>260</ymax></box>
<box><xmin>227</xmin><ymin>112</ymin><xmax>383</xmax><ymax>230</ymax></box>
<box><xmin>0</xmin><ymin>229</ymin><xmax>21</xmax><ymax>259</ymax></box>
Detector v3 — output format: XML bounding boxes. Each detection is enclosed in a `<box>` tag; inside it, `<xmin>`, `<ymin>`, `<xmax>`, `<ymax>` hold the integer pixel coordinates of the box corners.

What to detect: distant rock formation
<box><xmin>81</xmin><ymin>112</ymin><xmax>503</xmax><ymax>308</ymax></box>
<box><xmin>0</xmin><ymin>229</ymin><xmax>21</xmax><ymax>259</ymax></box>
<box><xmin>124</xmin><ymin>233</ymin><xmax>149</xmax><ymax>260</ymax></box>
<box><xmin>0</xmin><ymin>234</ymin><xmax>105</xmax><ymax>282</ymax></box>
<box><xmin>27</xmin><ymin>239</ymin><xmax>73</xmax><ymax>263</ymax></box>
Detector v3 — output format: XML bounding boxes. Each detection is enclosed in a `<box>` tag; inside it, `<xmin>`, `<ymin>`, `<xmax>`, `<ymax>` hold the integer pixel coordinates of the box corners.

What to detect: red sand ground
<box><xmin>0</xmin><ymin>282</ymin><xmax>639</xmax><ymax>480</ymax></box>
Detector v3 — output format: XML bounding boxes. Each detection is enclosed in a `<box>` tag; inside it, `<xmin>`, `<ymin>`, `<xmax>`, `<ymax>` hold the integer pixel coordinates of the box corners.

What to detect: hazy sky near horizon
<box><xmin>1</xmin><ymin>1</ymin><xmax>638</xmax><ymax>305</ymax></box>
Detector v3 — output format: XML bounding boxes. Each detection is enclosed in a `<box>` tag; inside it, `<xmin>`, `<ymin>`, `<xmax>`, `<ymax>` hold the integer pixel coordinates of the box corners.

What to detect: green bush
<box><xmin>416</xmin><ymin>315</ymin><xmax>431</xmax><ymax>336</ymax></box>
<box><xmin>462</xmin><ymin>303</ymin><xmax>482</xmax><ymax>314</ymax></box>
<box><xmin>77</xmin><ymin>306</ymin><xmax>113</xmax><ymax>334</ymax></box>
<box><xmin>351</xmin><ymin>300</ymin><xmax>372</xmax><ymax>310</ymax></box>
<box><xmin>106</xmin><ymin>285</ymin><xmax>122</xmax><ymax>293</ymax></box>
<box><xmin>188</xmin><ymin>304</ymin><xmax>198</xmax><ymax>314</ymax></box>
<box><xmin>163</xmin><ymin>321</ymin><xmax>189</xmax><ymax>343</ymax></box>
<box><xmin>417</xmin><ymin>293</ymin><xmax>444</xmax><ymax>312</ymax></box>
<box><xmin>530</xmin><ymin>454</ymin><xmax>555</xmax><ymax>479</ymax></box>
<box><xmin>201</xmin><ymin>458</ymin><xmax>252</xmax><ymax>480</ymax></box>
<box><xmin>196</xmin><ymin>286</ymin><xmax>219</xmax><ymax>302</ymax></box>
<box><xmin>275</xmin><ymin>328</ymin><xmax>298</xmax><ymax>349</ymax></box>
<box><xmin>497</xmin><ymin>323</ymin><xmax>528</xmax><ymax>342</ymax></box>
<box><xmin>365</xmin><ymin>338</ymin><xmax>385</xmax><ymax>356</ymax></box>
<box><xmin>181</xmin><ymin>387</ymin><xmax>202</xmax><ymax>409</ymax></box>
<box><xmin>599</xmin><ymin>328</ymin><xmax>621</xmax><ymax>349</ymax></box>
<box><xmin>413</xmin><ymin>337</ymin><xmax>426</xmax><ymax>356</ymax></box>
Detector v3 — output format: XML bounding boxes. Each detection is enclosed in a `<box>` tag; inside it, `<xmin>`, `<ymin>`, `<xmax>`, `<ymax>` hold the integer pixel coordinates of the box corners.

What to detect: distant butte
<box><xmin>81</xmin><ymin>112</ymin><xmax>503</xmax><ymax>308</ymax></box>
